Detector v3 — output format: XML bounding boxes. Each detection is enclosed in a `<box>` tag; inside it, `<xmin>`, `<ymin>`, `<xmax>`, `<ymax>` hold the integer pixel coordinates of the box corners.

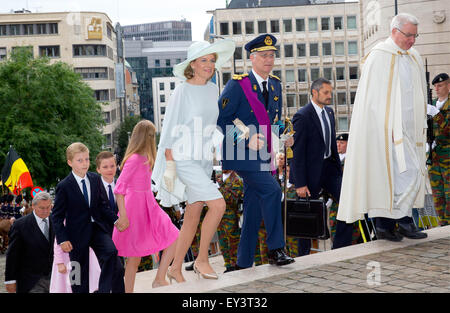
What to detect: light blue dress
<box><xmin>153</xmin><ymin>81</ymin><xmax>223</xmax><ymax>207</ymax></box>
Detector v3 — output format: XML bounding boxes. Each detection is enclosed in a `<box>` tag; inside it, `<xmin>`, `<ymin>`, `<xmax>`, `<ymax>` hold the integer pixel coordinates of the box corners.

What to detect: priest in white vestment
<box><xmin>337</xmin><ymin>13</ymin><xmax>428</xmax><ymax>241</ymax></box>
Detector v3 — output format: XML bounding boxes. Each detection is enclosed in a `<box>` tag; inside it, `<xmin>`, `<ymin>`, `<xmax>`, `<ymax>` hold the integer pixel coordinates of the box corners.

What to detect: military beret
<box><xmin>432</xmin><ymin>73</ymin><xmax>449</xmax><ymax>85</ymax></box>
<box><xmin>336</xmin><ymin>133</ymin><xmax>349</xmax><ymax>141</ymax></box>
<box><xmin>245</xmin><ymin>34</ymin><xmax>277</xmax><ymax>53</ymax></box>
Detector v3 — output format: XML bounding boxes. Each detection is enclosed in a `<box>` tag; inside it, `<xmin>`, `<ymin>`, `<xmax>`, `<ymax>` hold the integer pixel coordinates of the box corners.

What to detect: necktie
<box><xmin>262</xmin><ymin>81</ymin><xmax>269</xmax><ymax>109</ymax></box>
<box><xmin>108</xmin><ymin>185</ymin><xmax>115</xmax><ymax>211</ymax></box>
<box><xmin>321</xmin><ymin>109</ymin><xmax>330</xmax><ymax>158</ymax></box>
<box><xmin>81</xmin><ymin>179</ymin><xmax>89</xmax><ymax>206</ymax></box>
<box><xmin>42</xmin><ymin>218</ymin><xmax>49</xmax><ymax>241</ymax></box>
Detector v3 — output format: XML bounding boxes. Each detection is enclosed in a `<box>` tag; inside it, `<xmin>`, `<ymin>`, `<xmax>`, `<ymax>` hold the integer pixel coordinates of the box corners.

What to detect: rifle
<box><xmin>425</xmin><ymin>58</ymin><xmax>434</xmax><ymax>165</ymax></box>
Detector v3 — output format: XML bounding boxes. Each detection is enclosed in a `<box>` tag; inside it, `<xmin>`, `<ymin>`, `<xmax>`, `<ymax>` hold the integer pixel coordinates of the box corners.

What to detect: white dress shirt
<box><xmin>252</xmin><ymin>69</ymin><xmax>268</xmax><ymax>94</ymax></box>
<box><xmin>33</xmin><ymin>211</ymin><xmax>49</xmax><ymax>239</ymax></box>
<box><xmin>101</xmin><ymin>177</ymin><xmax>116</xmax><ymax>203</ymax></box>
<box><xmin>311</xmin><ymin>100</ymin><xmax>332</xmax><ymax>158</ymax></box>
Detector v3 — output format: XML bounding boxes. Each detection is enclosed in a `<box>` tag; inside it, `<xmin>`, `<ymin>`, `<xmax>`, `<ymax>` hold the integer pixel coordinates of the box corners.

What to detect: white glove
<box><xmin>163</xmin><ymin>160</ymin><xmax>176</xmax><ymax>192</ymax></box>
<box><xmin>427</xmin><ymin>104</ymin><xmax>440</xmax><ymax>117</ymax></box>
<box><xmin>233</xmin><ymin>118</ymin><xmax>250</xmax><ymax>141</ymax></box>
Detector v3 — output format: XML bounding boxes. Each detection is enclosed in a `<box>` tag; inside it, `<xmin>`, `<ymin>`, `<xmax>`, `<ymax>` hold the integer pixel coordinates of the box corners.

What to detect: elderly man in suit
<box><xmin>4</xmin><ymin>192</ymin><xmax>54</xmax><ymax>293</ymax></box>
<box><xmin>290</xmin><ymin>78</ymin><xmax>354</xmax><ymax>251</ymax></box>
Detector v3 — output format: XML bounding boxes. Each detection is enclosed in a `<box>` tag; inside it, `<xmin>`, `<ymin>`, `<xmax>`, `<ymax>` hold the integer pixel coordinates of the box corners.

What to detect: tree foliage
<box><xmin>0</xmin><ymin>48</ymin><xmax>106</xmax><ymax>190</ymax></box>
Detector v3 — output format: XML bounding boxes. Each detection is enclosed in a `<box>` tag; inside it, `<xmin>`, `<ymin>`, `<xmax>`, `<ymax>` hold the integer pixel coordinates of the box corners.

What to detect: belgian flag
<box><xmin>1</xmin><ymin>147</ymin><xmax>33</xmax><ymax>195</ymax></box>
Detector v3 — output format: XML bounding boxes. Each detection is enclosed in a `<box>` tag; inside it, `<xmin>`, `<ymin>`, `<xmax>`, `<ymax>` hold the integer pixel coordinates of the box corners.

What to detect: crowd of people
<box><xmin>1</xmin><ymin>12</ymin><xmax>448</xmax><ymax>293</ymax></box>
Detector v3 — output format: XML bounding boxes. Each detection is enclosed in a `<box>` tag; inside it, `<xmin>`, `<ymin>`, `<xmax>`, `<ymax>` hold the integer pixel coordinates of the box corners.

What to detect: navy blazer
<box><xmin>50</xmin><ymin>172</ymin><xmax>117</xmax><ymax>248</ymax></box>
<box><xmin>217</xmin><ymin>71</ymin><xmax>283</xmax><ymax>171</ymax></box>
<box><xmin>99</xmin><ymin>178</ymin><xmax>118</xmax><ymax>236</ymax></box>
<box><xmin>5</xmin><ymin>213</ymin><xmax>54</xmax><ymax>293</ymax></box>
<box><xmin>289</xmin><ymin>102</ymin><xmax>342</xmax><ymax>197</ymax></box>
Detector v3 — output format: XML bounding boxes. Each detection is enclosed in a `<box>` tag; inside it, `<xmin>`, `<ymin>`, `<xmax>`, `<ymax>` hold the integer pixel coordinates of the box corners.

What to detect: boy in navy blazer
<box><xmin>51</xmin><ymin>142</ymin><xmax>124</xmax><ymax>293</ymax></box>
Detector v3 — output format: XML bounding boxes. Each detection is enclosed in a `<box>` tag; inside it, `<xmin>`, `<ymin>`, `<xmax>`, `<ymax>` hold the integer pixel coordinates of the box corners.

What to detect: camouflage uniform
<box><xmin>216</xmin><ymin>172</ymin><xmax>243</xmax><ymax>270</ymax></box>
<box><xmin>428</xmin><ymin>94</ymin><xmax>450</xmax><ymax>226</ymax></box>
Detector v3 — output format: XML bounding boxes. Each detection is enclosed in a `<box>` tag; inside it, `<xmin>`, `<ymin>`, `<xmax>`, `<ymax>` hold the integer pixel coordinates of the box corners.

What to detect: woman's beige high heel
<box><xmin>167</xmin><ymin>267</ymin><xmax>186</xmax><ymax>284</ymax></box>
<box><xmin>193</xmin><ymin>262</ymin><xmax>219</xmax><ymax>280</ymax></box>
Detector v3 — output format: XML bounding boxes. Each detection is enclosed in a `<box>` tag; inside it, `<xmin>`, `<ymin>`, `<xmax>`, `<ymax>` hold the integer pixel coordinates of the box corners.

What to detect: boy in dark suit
<box><xmin>5</xmin><ymin>192</ymin><xmax>54</xmax><ymax>293</ymax></box>
<box><xmin>50</xmin><ymin>142</ymin><xmax>124</xmax><ymax>293</ymax></box>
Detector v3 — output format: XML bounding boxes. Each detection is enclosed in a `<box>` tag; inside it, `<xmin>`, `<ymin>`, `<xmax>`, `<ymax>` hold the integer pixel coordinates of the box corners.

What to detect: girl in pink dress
<box><xmin>113</xmin><ymin>120</ymin><xmax>179</xmax><ymax>292</ymax></box>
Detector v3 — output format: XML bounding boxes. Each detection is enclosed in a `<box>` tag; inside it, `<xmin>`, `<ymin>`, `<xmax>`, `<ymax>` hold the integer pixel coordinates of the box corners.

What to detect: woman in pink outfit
<box><xmin>50</xmin><ymin>233</ymin><xmax>100</xmax><ymax>293</ymax></box>
<box><xmin>113</xmin><ymin>120</ymin><xmax>179</xmax><ymax>292</ymax></box>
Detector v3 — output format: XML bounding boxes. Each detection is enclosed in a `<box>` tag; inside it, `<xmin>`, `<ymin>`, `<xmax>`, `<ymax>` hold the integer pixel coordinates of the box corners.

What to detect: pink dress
<box><xmin>112</xmin><ymin>153</ymin><xmax>179</xmax><ymax>257</ymax></box>
<box><xmin>49</xmin><ymin>239</ymin><xmax>100</xmax><ymax>293</ymax></box>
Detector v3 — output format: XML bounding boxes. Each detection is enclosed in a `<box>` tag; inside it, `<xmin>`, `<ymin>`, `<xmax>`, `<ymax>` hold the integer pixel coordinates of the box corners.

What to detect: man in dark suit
<box><xmin>4</xmin><ymin>192</ymin><xmax>54</xmax><ymax>293</ymax></box>
<box><xmin>290</xmin><ymin>78</ymin><xmax>353</xmax><ymax>251</ymax></box>
<box><xmin>218</xmin><ymin>34</ymin><xmax>294</xmax><ymax>269</ymax></box>
<box><xmin>51</xmin><ymin>142</ymin><xmax>124</xmax><ymax>293</ymax></box>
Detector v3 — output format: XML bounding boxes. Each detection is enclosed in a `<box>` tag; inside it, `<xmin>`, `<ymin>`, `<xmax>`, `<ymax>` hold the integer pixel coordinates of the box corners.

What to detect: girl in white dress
<box><xmin>153</xmin><ymin>40</ymin><xmax>235</xmax><ymax>282</ymax></box>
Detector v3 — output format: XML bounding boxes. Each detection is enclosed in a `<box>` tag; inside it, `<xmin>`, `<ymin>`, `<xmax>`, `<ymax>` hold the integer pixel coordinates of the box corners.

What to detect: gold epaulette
<box><xmin>232</xmin><ymin>73</ymin><xmax>249</xmax><ymax>81</ymax></box>
<box><xmin>269</xmin><ymin>74</ymin><xmax>281</xmax><ymax>81</ymax></box>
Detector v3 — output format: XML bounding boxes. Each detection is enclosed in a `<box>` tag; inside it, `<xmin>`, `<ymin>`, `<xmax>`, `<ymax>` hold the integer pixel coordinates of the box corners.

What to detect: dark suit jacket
<box><xmin>50</xmin><ymin>172</ymin><xmax>117</xmax><ymax>248</ymax></box>
<box><xmin>5</xmin><ymin>213</ymin><xmax>54</xmax><ymax>293</ymax></box>
<box><xmin>290</xmin><ymin>102</ymin><xmax>342</xmax><ymax>198</ymax></box>
<box><xmin>99</xmin><ymin>178</ymin><xmax>118</xmax><ymax>236</ymax></box>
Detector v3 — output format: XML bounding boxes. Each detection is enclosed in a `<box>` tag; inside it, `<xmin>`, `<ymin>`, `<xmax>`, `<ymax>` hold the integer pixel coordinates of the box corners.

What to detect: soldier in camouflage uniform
<box><xmin>216</xmin><ymin>170</ymin><xmax>244</xmax><ymax>272</ymax></box>
<box><xmin>428</xmin><ymin>73</ymin><xmax>450</xmax><ymax>226</ymax></box>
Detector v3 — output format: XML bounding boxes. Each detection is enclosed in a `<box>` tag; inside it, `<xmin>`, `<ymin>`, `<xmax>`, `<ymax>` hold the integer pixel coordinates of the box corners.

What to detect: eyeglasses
<box><xmin>396</xmin><ymin>28</ymin><xmax>419</xmax><ymax>38</ymax></box>
<box><xmin>255</xmin><ymin>52</ymin><xmax>276</xmax><ymax>59</ymax></box>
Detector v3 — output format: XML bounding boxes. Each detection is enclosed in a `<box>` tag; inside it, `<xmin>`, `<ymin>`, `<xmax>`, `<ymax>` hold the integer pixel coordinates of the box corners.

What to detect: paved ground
<box><xmin>1</xmin><ymin>226</ymin><xmax>448</xmax><ymax>293</ymax></box>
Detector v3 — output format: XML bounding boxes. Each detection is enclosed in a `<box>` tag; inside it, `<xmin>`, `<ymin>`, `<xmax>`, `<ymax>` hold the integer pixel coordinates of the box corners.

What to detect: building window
<box><xmin>284</xmin><ymin>44</ymin><xmax>293</xmax><ymax>58</ymax></box>
<box><xmin>155</xmin><ymin>59</ymin><xmax>160</xmax><ymax>67</ymax></box>
<box><xmin>95</xmin><ymin>89</ymin><xmax>109</xmax><ymax>101</ymax></box>
<box><xmin>286</xmin><ymin>94</ymin><xmax>297</xmax><ymax>107</ymax></box>
<box><xmin>285</xmin><ymin>69</ymin><xmax>295</xmax><ymax>82</ymax></box>
<box><xmin>299</xmin><ymin>94</ymin><xmax>309</xmax><ymax>107</ymax></box>
<box><xmin>297</xmin><ymin>43</ymin><xmax>306</xmax><ymax>57</ymax></box>
<box><xmin>104</xmin><ymin>112</ymin><xmax>111</xmax><ymax>124</ymax></box>
<box><xmin>308</xmin><ymin>17</ymin><xmax>318</xmax><ymax>31</ymax></box>
<box><xmin>275</xmin><ymin>45</ymin><xmax>280</xmax><ymax>58</ymax></box>
<box><xmin>322</xmin><ymin>42</ymin><xmax>332</xmax><ymax>56</ymax></box>
<box><xmin>39</xmin><ymin>45</ymin><xmax>60</xmax><ymax>58</ymax></box>
<box><xmin>321</xmin><ymin>17</ymin><xmax>330</xmax><ymax>31</ymax></box>
<box><xmin>161</xmin><ymin>107</ymin><xmax>166</xmax><ymax>115</ymax></box>
<box><xmin>0</xmin><ymin>25</ymin><xmax>7</xmax><ymax>36</ymax></box>
<box><xmin>232</xmin><ymin>21</ymin><xmax>242</xmax><ymax>35</ymax></box>
<box><xmin>36</xmin><ymin>23</ymin><xmax>47</xmax><ymax>34</ymax></box>
<box><xmin>10</xmin><ymin>24</ymin><xmax>20</xmax><ymax>36</ymax></box>
<box><xmin>0</xmin><ymin>47</ymin><xmax>6</xmax><ymax>60</ymax></box>
<box><xmin>309</xmin><ymin>43</ymin><xmax>319</xmax><ymax>57</ymax></box>
<box><xmin>104</xmin><ymin>134</ymin><xmax>112</xmax><ymax>146</ymax></box>
<box><xmin>337</xmin><ymin>92</ymin><xmax>347</xmax><ymax>105</ymax></box>
<box><xmin>160</xmin><ymin>95</ymin><xmax>165</xmax><ymax>102</ymax></box>
<box><xmin>324</xmin><ymin>67</ymin><xmax>333</xmax><ymax>80</ymax></box>
<box><xmin>298</xmin><ymin>68</ymin><xmax>307</xmax><ymax>82</ymax></box>
<box><xmin>165</xmin><ymin>59</ymin><xmax>170</xmax><ymax>67</ymax></box>
<box><xmin>73</xmin><ymin>44</ymin><xmax>106</xmax><ymax>57</ymax></box>
<box><xmin>335</xmin><ymin>42</ymin><xmax>345</xmax><ymax>56</ymax></box>
<box><xmin>350</xmin><ymin>91</ymin><xmax>356</xmax><ymax>104</ymax></box>
<box><xmin>349</xmin><ymin>66</ymin><xmax>358</xmax><ymax>79</ymax></box>
<box><xmin>334</xmin><ymin>16</ymin><xmax>343</xmax><ymax>30</ymax></box>
<box><xmin>75</xmin><ymin>67</ymin><xmax>108</xmax><ymax>80</ymax></box>
<box><xmin>296</xmin><ymin>18</ymin><xmax>305</xmax><ymax>32</ymax></box>
<box><xmin>234</xmin><ymin>46</ymin><xmax>242</xmax><ymax>60</ymax></box>
<box><xmin>311</xmin><ymin>68</ymin><xmax>320</xmax><ymax>81</ymax></box>
<box><xmin>23</xmin><ymin>24</ymin><xmax>34</xmax><ymax>35</ymax></box>
<box><xmin>348</xmin><ymin>41</ymin><xmax>358</xmax><ymax>55</ymax></box>
<box><xmin>110</xmin><ymin>89</ymin><xmax>116</xmax><ymax>102</ymax></box>
<box><xmin>223</xmin><ymin>72</ymin><xmax>231</xmax><ymax>85</ymax></box>
<box><xmin>170</xmin><ymin>82</ymin><xmax>175</xmax><ymax>90</ymax></box>
<box><xmin>270</xmin><ymin>20</ymin><xmax>280</xmax><ymax>33</ymax></box>
<box><xmin>245</xmin><ymin>21</ymin><xmax>254</xmax><ymax>34</ymax></box>
<box><xmin>283</xmin><ymin>19</ymin><xmax>292</xmax><ymax>33</ymax></box>
<box><xmin>12</xmin><ymin>46</ymin><xmax>33</xmax><ymax>57</ymax></box>
<box><xmin>258</xmin><ymin>20</ymin><xmax>267</xmax><ymax>33</ymax></box>
<box><xmin>347</xmin><ymin>16</ymin><xmax>357</xmax><ymax>30</ymax></box>
<box><xmin>273</xmin><ymin>69</ymin><xmax>282</xmax><ymax>79</ymax></box>
<box><xmin>49</xmin><ymin>23</ymin><xmax>58</xmax><ymax>34</ymax></box>
<box><xmin>336</xmin><ymin>67</ymin><xmax>345</xmax><ymax>80</ymax></box>
<box><xmin>220</xmin><ymin>22</ymin><xmax>229</xmax><ymax>35</ymax></box>
<box><xmin>338</xmin><ymin>117</ymin><xmax>349</xmax><ymax>131</ymax></box>
<box><xmin>159</xmin><ymin>82</ymin><xmax>164</xmax><ymax>91</ymax></box>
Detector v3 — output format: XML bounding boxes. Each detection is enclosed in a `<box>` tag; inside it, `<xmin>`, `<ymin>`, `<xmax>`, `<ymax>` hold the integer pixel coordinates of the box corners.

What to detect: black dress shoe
<box><xmin>376</xmin><ymin>227</ymin><xmax>403</xmax><ymax>242</ymax></box>
<box><xmin>398</xmin><ymin>223</ymin><xmax>428</xmax><ymax>239</ymax></box>
<box><xmin>224</xmin><ymin>266</ymin><xmax>235</xmax><ymax>273</ymax></box>
<box><xmin>185</xmin><ymin>261</ymin><xmax>195</xmax><ymax>271</ymax></box>
<box><xmin>268</xmin><ymin>248</ymin><xmax>295</xmax><ymax>266</ymax></box>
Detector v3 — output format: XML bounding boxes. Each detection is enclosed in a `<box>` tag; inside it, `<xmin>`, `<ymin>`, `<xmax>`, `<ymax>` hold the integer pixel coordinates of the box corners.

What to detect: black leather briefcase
<box><xmin>283</xmin><ymin>197</ymin><xmax>330</xmax><ymax>240</ymax></box>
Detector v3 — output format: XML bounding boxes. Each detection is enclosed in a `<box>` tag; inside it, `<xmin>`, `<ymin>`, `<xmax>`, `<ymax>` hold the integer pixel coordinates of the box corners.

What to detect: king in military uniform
<box><xmin>217</xmin><ymin>34</ymin><xmax>294</xmax><ymax>269</ymax></box>
<box><xmin>428</xmin><ymin>73</ymin><xmax>450</xmax><ymax>226</ymax></box>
